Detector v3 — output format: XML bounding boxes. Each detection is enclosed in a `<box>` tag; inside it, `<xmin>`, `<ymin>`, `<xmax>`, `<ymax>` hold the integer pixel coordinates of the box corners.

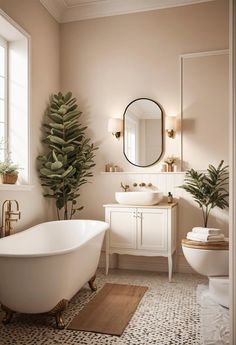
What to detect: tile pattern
<box><xmin>0</xmin><ymin>270</ymin><xmax>206</xmax><ymax>345</ymax></box>
<box><xmin>197</xmin><ymin>285</ymin><xmax>230</xmax><ymax>345</ymax></box>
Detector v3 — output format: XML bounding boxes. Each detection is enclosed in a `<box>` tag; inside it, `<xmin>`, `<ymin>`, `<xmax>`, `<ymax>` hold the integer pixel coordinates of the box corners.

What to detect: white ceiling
<box><xmin>40</xmin><ymin>0</ymin><xmax>215</xmax><ymax>23</ymax></box>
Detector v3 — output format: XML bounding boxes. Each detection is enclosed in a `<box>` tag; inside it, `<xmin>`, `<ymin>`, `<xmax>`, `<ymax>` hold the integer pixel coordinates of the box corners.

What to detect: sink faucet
<box><xmin>139</xmin><ymin>182</ymin><xmax>146</xmax><ymax>187</ymax></box>
<box><xmin>120</xmin><ymin>182</ymin><xmax>130</xmax><ymax>192</ymax></box>
<box><xmin>1</xmin><ymin>200</ymin><xmax>21</xmax><ymax>237</ymax></box>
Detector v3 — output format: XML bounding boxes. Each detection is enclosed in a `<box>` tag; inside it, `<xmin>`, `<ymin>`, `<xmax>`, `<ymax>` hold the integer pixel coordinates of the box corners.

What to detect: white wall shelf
<box><xmin>0</xmin><ymin>184</ymin><xmax>34</xmax><ymax>191</ymax></box>
<box><xmin>100</xmin><ymin>171</ymin><xmax>186</xmax><ymax>175</ymax></box>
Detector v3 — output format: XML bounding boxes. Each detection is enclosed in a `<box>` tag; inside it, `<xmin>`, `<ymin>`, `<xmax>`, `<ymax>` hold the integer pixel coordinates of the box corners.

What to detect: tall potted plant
<box><xmin>37</xmin><ymin>91</ymin><xmax>98</xmax><ymax>220</ymax></box>
<box><xmin>179</xmin><ymin>160</ymin><xmax>229</xmax><ymax>227</ymax></box>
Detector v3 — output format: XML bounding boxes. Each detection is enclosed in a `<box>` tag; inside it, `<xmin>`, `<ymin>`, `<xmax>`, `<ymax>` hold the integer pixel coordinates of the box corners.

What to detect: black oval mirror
<box><xmin>123</xmin><ymin>98</ymin><xmax>163</xmax><ymax>167</ymax></box>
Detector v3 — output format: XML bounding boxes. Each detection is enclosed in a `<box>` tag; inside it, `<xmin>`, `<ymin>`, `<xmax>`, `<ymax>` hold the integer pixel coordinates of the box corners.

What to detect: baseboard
<box><xmin>99</xmin><ymin>252</ymin><xmax>195</xmax><ymax>274</ymax></box>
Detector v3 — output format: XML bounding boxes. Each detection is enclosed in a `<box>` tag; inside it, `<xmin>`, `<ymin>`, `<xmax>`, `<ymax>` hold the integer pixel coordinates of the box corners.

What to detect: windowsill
<box><xmin>0</xmin><ymin>184</ymin><xmax>34</xmax><ymax>191</ymax></box>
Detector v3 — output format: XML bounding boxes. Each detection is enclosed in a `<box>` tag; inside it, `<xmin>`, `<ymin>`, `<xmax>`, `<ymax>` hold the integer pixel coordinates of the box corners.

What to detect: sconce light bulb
<box><xmin>165</xmin><ymin>116</ymin><xmax>176</xmax><ymax>138</ymax></box>
<box><xmin>108</xmin><ymin>118</ymin><xmax>123</xmax><ymax>139</ymax></box>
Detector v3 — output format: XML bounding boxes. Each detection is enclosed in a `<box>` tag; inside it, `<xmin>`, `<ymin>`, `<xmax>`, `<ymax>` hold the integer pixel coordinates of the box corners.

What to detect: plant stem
<box><xmin>70</xmin><ymin>202</ymin><xmax>73</xmax><ymax>220</ymax></box>
<box><xmin>201</xmin><ymin>206</ymin><xmax>206</xmax><ymax>227</ymax></box>
<box><xmin>56</xmin><ymin>207</ymin><xmax>60</xmax><ymax>220</ymax></box>
<box><xmin>204</xmin><ymin>206</ymin><xmax>212</xmax><ymax>228</ymax></box>
<box><xmin>64</xmin><ymin>202</ymin><xmax>68</xmax><ymax>220</ymax></box>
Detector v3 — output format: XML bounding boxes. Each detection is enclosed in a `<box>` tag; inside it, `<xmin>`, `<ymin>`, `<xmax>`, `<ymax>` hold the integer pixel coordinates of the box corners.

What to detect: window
<box><xmin>0</xmin><ymin>36</ymin><xmax>7</xmax><ymax>161</ymax></box>
<box><xmin>0</xmin><ymin>10</ymin><xmax>30</xmax><ymax>185</ymax></box>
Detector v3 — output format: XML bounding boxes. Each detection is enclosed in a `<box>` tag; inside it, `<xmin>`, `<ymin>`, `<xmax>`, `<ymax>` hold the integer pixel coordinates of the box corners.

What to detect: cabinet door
<box><xmin>137</xmin><ymin>208</ymin><xmax>167</xmax><ymax>251</ymax></box>
<box><xmin>108</xmin><ymin>208</ymin><xmax>136</xmax><ymax>249</ymax></box>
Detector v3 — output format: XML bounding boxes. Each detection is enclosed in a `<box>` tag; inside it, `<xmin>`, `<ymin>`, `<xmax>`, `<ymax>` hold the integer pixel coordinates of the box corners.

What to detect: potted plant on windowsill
<box><xmin>0</xmin><ymin>161</ymin><xmax>19</xmax><ymax>184</ymax></box>
<box><xmin>179</xmin><ymin>160</ymin><xmax>229</xmax><ymax>227</ymax></box>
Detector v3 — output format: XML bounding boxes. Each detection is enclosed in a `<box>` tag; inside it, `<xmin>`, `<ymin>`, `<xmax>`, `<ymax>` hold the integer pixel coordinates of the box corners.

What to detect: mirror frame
<box><xmin>123</xmin><ymin>97</ymin><xmax>164</xmax><ymax>167</ymax></box>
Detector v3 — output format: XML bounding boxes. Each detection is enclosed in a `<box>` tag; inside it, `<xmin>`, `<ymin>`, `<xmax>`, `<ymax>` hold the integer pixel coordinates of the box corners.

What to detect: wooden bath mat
<box><xmin>67</xmin><ymin>283</ymin><xmax>148</xmax><ymax>336</ymax></box>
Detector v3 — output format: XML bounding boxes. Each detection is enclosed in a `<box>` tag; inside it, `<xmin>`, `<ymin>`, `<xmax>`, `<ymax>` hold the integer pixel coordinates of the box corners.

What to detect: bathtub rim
<box><xmin>0</xmin><ymin>219</ymin><xmax>109</xmax><ymax>259</ymax></box>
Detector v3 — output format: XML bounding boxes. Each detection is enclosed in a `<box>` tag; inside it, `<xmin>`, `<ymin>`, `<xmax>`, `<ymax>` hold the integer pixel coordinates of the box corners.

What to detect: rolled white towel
<box><xmin>192</xmin><ymin>227</ymin><xmax>221</xmax><ymax>235</ymax></box>
<box><xmin>187</xmin><ymin>232</ymin><xmax>225</xmax><ymax>242</ymax></box>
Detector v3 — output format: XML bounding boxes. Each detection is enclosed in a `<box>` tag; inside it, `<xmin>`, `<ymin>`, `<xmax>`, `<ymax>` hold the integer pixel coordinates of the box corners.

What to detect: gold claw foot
<box><xmin>55</xmin><ymin>312</ymin><xmax>65</xmax><ymax>329</ymax></box>
<box><xmin>48</xmin><ymin>299</ymin><xmax>68</xmax><ymax>329</ymax></box>
<box><xmin>88</xmin><ymin>274</ymin><xmax>97</xmax><ymax>291</ymax></box>
<box><xmin>1</xmin><ymin>305</ymin><xmax>14</xmax><ymax>325</ymax></box>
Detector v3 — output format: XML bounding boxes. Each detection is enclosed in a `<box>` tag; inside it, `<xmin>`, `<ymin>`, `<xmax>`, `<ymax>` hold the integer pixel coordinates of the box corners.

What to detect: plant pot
<box><xmin>0</xmin><ymin>173</ymin><xmax>18</xmax><ymax>184</ymax></box>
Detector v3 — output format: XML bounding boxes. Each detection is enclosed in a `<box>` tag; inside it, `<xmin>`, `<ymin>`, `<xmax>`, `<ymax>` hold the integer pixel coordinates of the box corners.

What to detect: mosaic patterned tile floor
<box><xmin>197</xmin><ymin>285</ymin><xmax>230</xmax><ymax>345</ymax></box>
<box><xmin>0</xmin><ymin>269</ymin><xmax>206</xmax><ymax>345</ymax></box>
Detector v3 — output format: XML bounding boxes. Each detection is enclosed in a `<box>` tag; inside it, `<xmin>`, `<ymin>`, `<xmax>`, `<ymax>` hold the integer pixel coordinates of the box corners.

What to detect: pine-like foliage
<box><xmin>179</xmin><ymin>160</ymin><xmax>229</xmax><ymax>227</ymax></box>
<box><xmin>37</xmin><ymin>92</ymin><xmax>98</xmax><ymax>220</ymax></box>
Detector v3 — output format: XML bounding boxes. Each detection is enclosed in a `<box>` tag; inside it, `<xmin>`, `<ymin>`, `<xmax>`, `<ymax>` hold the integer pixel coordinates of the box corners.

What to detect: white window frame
<box><xmin>0</xmin><ymin>9</ymin><xmax>32</xmax><ymax>190</ymax></box>
<box><xmin>0</xmin><ymin>34</ymin><xmax>8</xmax><ymax>161</ymax></box>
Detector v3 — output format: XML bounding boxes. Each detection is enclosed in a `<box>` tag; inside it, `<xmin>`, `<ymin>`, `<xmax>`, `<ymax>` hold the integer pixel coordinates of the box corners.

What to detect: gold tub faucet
<box><xmin>1</xmin><ymin>200</ymin><xmax>21</xmax><ymax>237</ymax></box>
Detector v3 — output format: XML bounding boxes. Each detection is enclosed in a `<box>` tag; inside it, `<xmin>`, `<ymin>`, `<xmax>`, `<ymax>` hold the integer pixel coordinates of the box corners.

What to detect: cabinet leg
<box><xmin>168</xmin><ymin>255</ymin><xmax>173</xmax><ymax>282</ymax></box>
<box><xmin>105</xmin><ymin>253</ymin><xmax>109</xmax><ymax>275</ymax></box>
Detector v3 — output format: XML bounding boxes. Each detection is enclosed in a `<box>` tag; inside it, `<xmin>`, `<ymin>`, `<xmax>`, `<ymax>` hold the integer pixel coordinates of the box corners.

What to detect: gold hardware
<box><xmin>1</xmin><ymin>300</ymin><xmax>69</xmax><ymax>329</ymax></box>
<box><xmin>166</xmin><ymin>129</ymin><xmax>174</xmax><ymax>138</ymax></box>
<box><xmin>1</xmin><ymin>304</ymin><xmax>14</xmax><ymax>325</ymax></box>
<box><xmin>139</xmin><ymin>182</ymin><xmax>146</xmax><ymax>187</ymax></box>
<box><xmin>49</xmin><ymin>299</ymin><xmax>69</xmax><ymax>329</ymax></box>
<box><xmin>113</xmin><ymin>131</ymin><xmax>121</xmax><ymax>138</ymax></box>
<box><xmin>88</xmin><ymin>274</ymin><xmax>97</xmax><ymax>291</ymax></box>
<box><xmin>120</xmin><ymin>182</ymin><xmax>129</xmax><ymax>192</ymax></box>
<box><xmin>1</xmin><ymin>200</ymin><xmax>21</xmax><ymax>237</ymax></box>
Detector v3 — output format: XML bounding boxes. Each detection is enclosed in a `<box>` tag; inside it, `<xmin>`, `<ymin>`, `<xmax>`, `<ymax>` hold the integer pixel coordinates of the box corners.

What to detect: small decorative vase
<box><xmin>0</xmin><ymin>173</ymin><xmax>18</xmax><ymax>184</ymax></box>
<box><xmin>167</xmin><ymin>164</ymin><xmax>173</xmax><ymax>172</ymax></box>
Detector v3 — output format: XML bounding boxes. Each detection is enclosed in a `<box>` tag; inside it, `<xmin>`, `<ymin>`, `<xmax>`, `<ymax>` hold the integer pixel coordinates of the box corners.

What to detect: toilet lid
<box><xmin>182</xmin><ymin>238</ymin><xmax>229</xmax><ymax>250</ymax></box>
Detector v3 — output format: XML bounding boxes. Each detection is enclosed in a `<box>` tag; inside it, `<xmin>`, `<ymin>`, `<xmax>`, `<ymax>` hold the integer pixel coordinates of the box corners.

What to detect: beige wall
<box><xmin>0</xmin><ymin>0</ymin><xmax>60</xmax><ymax>231</ymax></box>
<box><xmin>60</xmin><ymin>0</ymin><xmax>228</xmax><ymax>172</ymax></box>
<box><xmin>0</xmin><ymin>0</ymin><xmax>229</xmax><ymax>273</ymax></box>
<box><xmin>60</xmin><ymin>0</ymin><xmax>229</xmax><ymax>272</ymax></box>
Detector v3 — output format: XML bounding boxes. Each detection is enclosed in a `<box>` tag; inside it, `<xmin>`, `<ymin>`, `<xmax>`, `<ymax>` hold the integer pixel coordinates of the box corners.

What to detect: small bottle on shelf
<box><xmin>161</xmin><ymin>164</ymin><xmax>167</xmax><ymax>172</ymax></box>
<box><xmin>167</xmin><ymin>192</ymin><xmax>173</xmax><ymax>203</ymax></box>
<box><xmin>105</xmin><ymin>164</ymin><xmax>110</xmax><ymax>172</ymax></box>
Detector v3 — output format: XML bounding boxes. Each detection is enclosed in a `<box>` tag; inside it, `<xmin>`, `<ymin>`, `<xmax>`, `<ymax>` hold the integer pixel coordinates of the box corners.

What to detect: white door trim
<box><xmin>229</xmin><ymin>0</ymin><xmax>236</xmax><ymax>344</ymax></box>
<box><xmin>179</xmin><ymin>49</ymin><xmax>229</xmax><ymax>171</ymax></box>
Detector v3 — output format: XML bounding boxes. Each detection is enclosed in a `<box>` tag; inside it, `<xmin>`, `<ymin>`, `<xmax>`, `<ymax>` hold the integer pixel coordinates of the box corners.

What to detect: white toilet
<box><xmin>182</xmin><ymin>239</ymin><xmax>229</xmax><ymax>308</ymax></box>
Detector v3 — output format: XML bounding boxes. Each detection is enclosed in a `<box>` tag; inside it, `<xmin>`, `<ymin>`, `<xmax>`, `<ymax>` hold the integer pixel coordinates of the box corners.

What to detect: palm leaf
<box><xmin>179</xmin><ymin>160</ymin><xmax>229</xmax><ymax>226</ymax></box>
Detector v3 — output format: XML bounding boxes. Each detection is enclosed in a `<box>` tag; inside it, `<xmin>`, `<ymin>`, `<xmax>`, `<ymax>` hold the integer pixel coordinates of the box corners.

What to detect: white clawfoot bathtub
<box><xmin>0</xmin><ymin>220</ymin><xmax>108</xmax><ymax>328</ymax></box>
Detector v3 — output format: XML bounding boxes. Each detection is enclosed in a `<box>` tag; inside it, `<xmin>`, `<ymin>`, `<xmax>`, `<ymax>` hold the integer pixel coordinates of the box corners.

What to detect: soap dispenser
<box><xmin>167</xmin><ymin>192</ymin><xmax>173</xmax><ymax>203</ymax></box>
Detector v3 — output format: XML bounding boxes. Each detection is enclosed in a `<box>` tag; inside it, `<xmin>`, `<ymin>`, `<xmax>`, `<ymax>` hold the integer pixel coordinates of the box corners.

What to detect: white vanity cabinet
<box><xmin>104</xmin><ymin>203</ymin><xmax>177</xmax><ymax>281</ymax></box>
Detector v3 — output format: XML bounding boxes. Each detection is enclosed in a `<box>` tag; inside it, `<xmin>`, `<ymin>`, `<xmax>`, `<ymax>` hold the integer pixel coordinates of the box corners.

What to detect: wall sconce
<box><xmin>165</xmin><ymin>116</ymin><xmax>176</xmax><ymax>138</ymax></box>
<box><xmin>108</xmin><ymin>118</ymin><xmax>123</xmax><ymax>139</ymax></box>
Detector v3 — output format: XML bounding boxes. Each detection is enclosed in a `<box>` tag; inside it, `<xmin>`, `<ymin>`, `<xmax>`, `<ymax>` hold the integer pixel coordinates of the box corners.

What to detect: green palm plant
<box><xmin>37</xmin><ymin>91</ymin><xmax>98</xmax><ymax>220</ymax></box>
<box><xmin>179</xmin><ymin>160</ymin><xmax>229</xmax><ymax>227</ymax></box>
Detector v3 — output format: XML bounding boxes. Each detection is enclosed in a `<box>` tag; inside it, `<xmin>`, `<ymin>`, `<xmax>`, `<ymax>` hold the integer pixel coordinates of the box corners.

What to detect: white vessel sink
<box><xmin>115</xmin><ymin>191</ymin><xmax>163</xmax><ymax>206</ymax></box>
